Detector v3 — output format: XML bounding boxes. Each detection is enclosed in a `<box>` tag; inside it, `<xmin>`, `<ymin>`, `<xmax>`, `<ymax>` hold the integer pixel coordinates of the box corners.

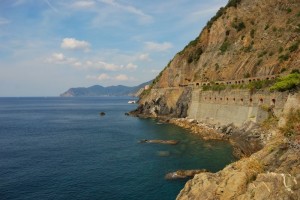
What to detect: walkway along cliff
<box><xmin>131</xmin><ymin>0</ymin><xmax>300</xmax><ymax>199</ymax></box>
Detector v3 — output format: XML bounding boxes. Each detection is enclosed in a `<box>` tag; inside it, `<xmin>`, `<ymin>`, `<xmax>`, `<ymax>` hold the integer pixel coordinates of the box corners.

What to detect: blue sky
<box><xmin>0</xmin><ymin>0</ymin><xmax>227</xmax><ymax>96</ymax></box>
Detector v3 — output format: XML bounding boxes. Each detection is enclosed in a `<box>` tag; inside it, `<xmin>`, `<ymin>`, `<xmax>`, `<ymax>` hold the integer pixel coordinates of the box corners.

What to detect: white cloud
<box><xmin>46</xmin><ymin>52</ymin><xmax>77</xmax><ymax>65</ymax></box>
<box><xmin>124</xmin><ymin>62</ymin><xmax>137</xmax><ymax>70</ymax></box>
<box><xmin>73</xmin><ymin>61</ymin><xmax>82</xmax><ymax>67</ymax></box>
<box><xmin>138</xmin><ymin>53</ymin><xmax>150</xmax><ymax>61</ymax></box>
<box><xmin>80</xmin><ymin>60</ymin><xmax>138</xmax><ymax>71</ymax></box>
<box><xmin>97</xmin><ymin>61</ymin><xmax>120</xmax><ymax>71</ymax></box>
<box><xmin>86</xmin><ymin>73</ymin><xmax>135</xmax><ymax>82</ymax></box>
<box><xmin>52</xmin><ymin>53</ymin><xmax>65</xmax><ymax>61</ymax></box>
<box><xmin>0</xmin><ymin>17</ymin><xmax>11</xmax><ymax>25</ymax></box>
<box><xmin>86</xmin><ymin>73</ymin><xmax>111</xmax><ymax>80</ymax></box>
<box><xmin>97</xmin><ymin>73</ymin><xmax>111</xmax><ymax>80</ymax></box>
<box><xmin>98</xmin><ymin>0</ymin><xmax>153</xmax><ymax>23</ymax></box>
<box><xmin>61</xmin><ymin>38</ymin><xmax>90</xmax><ymax>51</ymax></box>
<box><xmin>72</xmin><ymin>0</ymin><xmax>96</xmax><ymax>9</ymax></box>
<box><xmin>47</xmin><ymin>52</ymin><xmax>66</xmax><ymax>63</ymax></box>
<box><xmin>115</xmin><ymin>74</ymin><xmax>129</xmax><ymax>81</ymax></box>
<box><xmin>145</xmin><ymin>41</ymin><xmax>173</xmax><ymax>52</ymax></box>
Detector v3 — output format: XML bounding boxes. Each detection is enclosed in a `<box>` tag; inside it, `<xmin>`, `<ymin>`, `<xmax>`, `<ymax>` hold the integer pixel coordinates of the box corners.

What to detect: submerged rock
<box><xmin>165</xmin><ymin>169</ymin><xmax>208</xmax><ymax>180</ymax></box>
<box><xmin>139</xmin><ymin>139</ymin><xmax>179</xmax><ymax>145</ymax></box>
<box><xmin>157</xmin><ymin>151</ymin><xmax>170</xmax><ymax>157</ymax></box>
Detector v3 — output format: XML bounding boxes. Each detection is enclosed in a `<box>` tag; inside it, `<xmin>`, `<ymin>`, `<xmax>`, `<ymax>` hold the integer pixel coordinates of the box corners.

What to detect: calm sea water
<box><xmin>0</xmin><ymin>97</ymin><xmax>235</xmax><ymax>200</ymax></box>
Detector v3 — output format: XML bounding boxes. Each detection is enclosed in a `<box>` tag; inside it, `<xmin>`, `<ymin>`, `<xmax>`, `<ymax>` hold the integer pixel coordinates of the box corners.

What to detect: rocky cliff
<box><xmin>130</xmin><ymin>0</ymin><xmax>300</xmax><ymax>199</ymax></box>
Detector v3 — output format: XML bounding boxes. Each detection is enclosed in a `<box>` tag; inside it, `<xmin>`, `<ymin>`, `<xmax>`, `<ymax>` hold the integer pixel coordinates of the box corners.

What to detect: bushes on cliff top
<box><xmin>202</xmin><ymin>84</ymin><xmax>226</xmax><ymax>92</ymax></box>
<box><xmin>227</xmin><ymin>0</ymin><xmax>242</xmax><ymax>8</ymax></box>
<box><xmin>206</xmin><ymin>0</ymin><xmax>242</xmax><ymax>29</ymax></box>
<box><xmin>270</xmin><ymin>72</ymin><xmax>300</xmax><ymax>92</ymax></box>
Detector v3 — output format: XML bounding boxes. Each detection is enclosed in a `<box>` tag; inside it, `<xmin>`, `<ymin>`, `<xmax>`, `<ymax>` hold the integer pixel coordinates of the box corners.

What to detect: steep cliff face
<box><xmin>157</xmin><ymin>0</ymin><xmax>299</xmax><ymax>87</ymax></box>
<box><xmin>134</xmin><ymin>0</ymin><xmax>300</xmax><ymax>117</ymax></box>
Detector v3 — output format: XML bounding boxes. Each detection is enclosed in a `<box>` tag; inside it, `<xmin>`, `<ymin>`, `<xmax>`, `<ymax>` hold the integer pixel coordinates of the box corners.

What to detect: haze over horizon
<box><xmin>0</xmin><ymin>0</ymin><xmax>227</xmax><ymax>97</ymax></box>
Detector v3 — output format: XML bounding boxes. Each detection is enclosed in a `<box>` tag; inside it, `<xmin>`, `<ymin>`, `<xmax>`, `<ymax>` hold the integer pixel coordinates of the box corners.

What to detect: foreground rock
<box><xmin>139</xmin><ymin>139</ymin><xmax>179</xmax><ymax>145</ymax></box>
<box><xmin>165</xmin><ymin>169</ymin><xmax>208</xmax><ymax>180</ymax></box>
<box><xmin>176</xmin><ymin>132</ymin><xmax>300</xmax><ymax>200</ymax></box>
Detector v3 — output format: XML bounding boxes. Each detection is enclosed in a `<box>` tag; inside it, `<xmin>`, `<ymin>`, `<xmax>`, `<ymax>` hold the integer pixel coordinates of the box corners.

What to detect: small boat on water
<box><xmin>128</xmin><ymin>100</ymin><xmax>136</xmax><ymax>104</ymax></box>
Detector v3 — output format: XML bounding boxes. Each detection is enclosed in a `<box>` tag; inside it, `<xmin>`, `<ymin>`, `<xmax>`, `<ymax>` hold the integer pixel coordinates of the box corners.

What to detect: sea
<box><xmin>0</xmin><ymin>97</ymin><xmax>235</xmax><ymax>200</ymax></box>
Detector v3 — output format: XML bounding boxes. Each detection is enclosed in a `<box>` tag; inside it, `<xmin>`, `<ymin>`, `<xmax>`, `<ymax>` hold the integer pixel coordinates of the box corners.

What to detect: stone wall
<box><xmin>188</xmin><ymin>88</ymin><xmax>288</xmax><ymax>126</ymax></box>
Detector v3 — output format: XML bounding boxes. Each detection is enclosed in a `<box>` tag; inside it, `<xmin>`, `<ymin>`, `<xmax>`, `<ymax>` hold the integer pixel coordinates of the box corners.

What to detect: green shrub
<box><xmin>278</xmin><ymin>47</ymin><xmax>284</xmax><ymax>53</ymax></box>
<box><xmin>278</xmin><ymin>53</ymin><xmax>290</xmax><ymax>61</ymax></box>
<box><xmin>178</xmin><ymin>36</ymin><xmax>199</xmax><ymax>55</ymax></box>
<box><xmin>243</xmin><ymin>44</ymin><xmax>253</xmax><ymax>52</ymax></box>
<box><xmin>288</xmin><ymin>41</ymin><xmax>299</xmax><ymax>52</ymax></box>
<box><xmin>250</xmin><ymin>29</ymin><xmax>255</xmax><ymax>38</ymax></box>
<box><xmin>187</xmin><ymin>47</ymin><xmax>203</xmax><ymax>63</ymax></box>
<box><xmin>295</xmin><ymin>24</ymin><xmax>300</xmax><ymax>33</ymax></box>
<box><xmin>205</xmin><ymin>0</ymin><xmax>242</xmax><ymax>30</ymax></box>
<box><xmin>206</xmin><ymin>7</ymin><xmax>225</xmax><ymax>29</ymax></box>
<box><xmin>264</xmin><ymin>24</ymin><xmax>270</xmax><ymax>30</ymax></box>
<box><xmin>211</xmin><ymin>84</ymin><xmax>226</xmax><ymax>91</ymax></box>
<box><xmin>248</xmin><ymin>79</ymin><xmax>274</xmax><ymax>90</ymax></box>
<box><xmin>255</xmin><ymin>59</ymin><xmax>263</xmax><ymax>66</ymax></box>
<box><xmin>286</xmin><ymin>8</ymin><xmax>292</xmax><ymax>13</ymax></box>
<box><xmin>202</xmin><ymin>85</ymin><xmax>211</xmax><ymax>91</ymax></box>
<box><xmin>220</xmin><ymin>41</ymin><xmax>230</xmax><ymax>53</ymax></box>
<box><xmin>258</xmin><ymin>51</ymin><xmax>267</xmax><ymax>58</ymax></box>
<box><xmin>281</xmin><ymin>68</ymin><xmax>287</xmax><ymax>73</ymax></box>
<box><xmin>202</xmin><ymin>84</ymin><xmax>226</xmax><ymax>91</ymax></box>
<box><xmin>291</xmin><ymin>69</ymin><xmax>300</xmax><ymax>74</ymax></box>
<box><xmin>215</xmin><ymin>63</ymin><xmax>220</xmax><ymax>71</ymax></box>
<box><xmin>270</xmin><ymin>73</ymin><xmax>300</xmax><ymax>92</ymax></box>
<box><xmin>232</xmin><ymin>21</ymin><xmax>246</xmax><ymax>32</ymax></box>
<box><xmin>227</xmin><ymin>0</ymin><xmax>242</xmax><ymax>8</ymax></box>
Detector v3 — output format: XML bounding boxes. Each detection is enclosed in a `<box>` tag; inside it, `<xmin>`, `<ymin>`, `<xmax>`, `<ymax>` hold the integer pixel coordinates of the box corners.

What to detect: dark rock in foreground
<box><xmin>165</xmin><ymin>169</ymin><xmax>208</xmax><ymax>180</ymax></box>
<box><xmin>139</xmin><ymin>139</ymin><xmax>179</xmax><ymax>145</ymax></box>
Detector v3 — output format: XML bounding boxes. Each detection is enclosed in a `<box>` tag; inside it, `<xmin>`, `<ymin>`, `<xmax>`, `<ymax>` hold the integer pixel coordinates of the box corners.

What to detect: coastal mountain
<box><xmin>151</xmin><ymin>0</ymin><xmax>299</xmax><ymax>90</ymax></box>
<box><xmin>60</xmin><ymin>81</ymin><xmax>151</xmax><ymax>97</ymax></box>
<box><xmin>130</xmin><ymin>0</ymin><xmax>300</xmax><ymax>199</ymax></box>
<box><xmin>136</xmin><ymin>0</ymin><xmax>299</xmax><ymax>118</ymax></box>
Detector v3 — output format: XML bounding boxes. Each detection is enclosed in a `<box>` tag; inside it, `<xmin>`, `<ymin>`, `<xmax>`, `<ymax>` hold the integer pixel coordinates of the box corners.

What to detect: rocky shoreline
<box><xmin>176</xmin><ymin>133</ymin><xmax>300</xmax><ymax>199</ymax></box>
<box><xmin>130</xmin><ymin>109</ymin><xmax>265</xmax><ymax>159</ymax></box>
<box><xmin>169</xmin><ymin>118</ymin><xmax>265</xmax><ymax>158</ymax></box>
<box><xmin>129</xmin><ymin>111</ymin><xmax>300</xmax><ymax>199</ymax></box>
